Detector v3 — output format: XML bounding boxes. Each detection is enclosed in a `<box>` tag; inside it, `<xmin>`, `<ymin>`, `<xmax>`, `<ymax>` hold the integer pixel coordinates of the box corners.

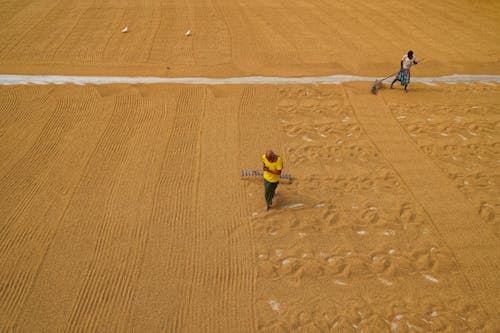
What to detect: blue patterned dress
<box><xmin>396</xmin><ymin>68</ymin><xmax>410</xmax><ymax>86</ymax></box>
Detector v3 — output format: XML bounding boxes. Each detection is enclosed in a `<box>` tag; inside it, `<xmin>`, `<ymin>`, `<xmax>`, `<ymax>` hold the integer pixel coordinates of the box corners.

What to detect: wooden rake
<box><xmin>371</xmin><ymin>58</ymin><xmax>426</xmax><ymax>94</ymax></box>
<box><xmin>241</xmin><ymin>170</ymin><xmax>292</xmax><ymax>181</ymax></box>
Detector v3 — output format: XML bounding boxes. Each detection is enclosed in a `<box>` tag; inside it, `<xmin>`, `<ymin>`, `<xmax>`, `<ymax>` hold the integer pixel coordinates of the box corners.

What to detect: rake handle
<box><xmin>379</xmin><ymin>72</ymin><xmax>399</xmax><ymax>82</ymax></box>
<box><xmin>377</xmin><ymin>58</ymin><xmax>425</xmax><ymax>82</ymax></box>
<box><xmin>378</xmin><ymin>58</ymin><xmax>426</xmax><ymax>82</ymax></box>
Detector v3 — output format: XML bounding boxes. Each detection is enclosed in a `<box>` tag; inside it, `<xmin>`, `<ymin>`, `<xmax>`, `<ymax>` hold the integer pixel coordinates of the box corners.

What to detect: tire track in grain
<box><xmin>168</xmin><ymin>87</ymin><xmax>207</xmax><ymax>331</ymax></box>
<box><xmin>13</xmin><ymin>89</ymin><xmax>174</xmax><ymax>332</ymax></box>
<box><xmin>237</xmin><ymin>86</ymin><xmax>265</xmax><ymax>332</ymax></box>
<box><xmin>284</xmin><ymin>0</ymin><xmax>353</xmax><ymax>65</ymax></box>
<box><xmin>426</xmin><ymin>0</ymin><xmax>498</xmax><ymax>41</ymax></box>
<box><xmin>211</xmin><ymin>0</ymin><xmax>234</xmax><ymax>65</ymax></box>
<box><xmin>63</xmin><ymin>95</ymin><xmax>145</xmax><ymax>332</ymax></box>
<box><xmin>319</xmin><ymin>0</ymin><xmax>384</xmax><ymax>53</ymax></box>
<box><xmin>148</xmin><ymin>2</ymin><xmax>194</xmax><ymax>65</ymax></box>
<box><xmin>11</xmin><ymin>93</ymin><xmax>120</xmax><ymax>331</ymax></box>
<box><xmin>179</xmin><ymin>86</ymin><xmax>255</xmax><ymax>331</ymax></box>
<box><xmin>242</xmin><ymin>1</ymin><xmax>300</xmax><ymax>65</ymax></box>
<box><xmin>190</xmin><ymin>0</ymin><xmax>231</xmax><ymax>66</ymax></box>
<box><xmin>0</xmin><ymin>0</ymin><xmax>63</xmax><ymax>60</ymax></box>
<box><xmin>0</xmin><ymin>88</ymin><xmax>54</xmax><ymax>175</ymax></box>
<box><xmin>144</xmin><ymin>4</ymin><xmax>165</xmax><ymax>63</ymax></box>
<box><xmin>0</xmin><ymin>87</ymin><xmax>21</xmax><ymax>131</ymax></box>
<box><xmin>239</xmin><ymin>86</ymin><xmax>284</xmax><ymax>331</ymax></box>
<box><xmin>103</xmin><ymin>7</ymin><xmax>160</xmax><ymax>64</ymax></box>
<box><xmin>366</xmin><ymin>1</ymin><xmax>469</xmax><ymax>62</ymax></box>
<box><xmin>124</xmin><ymin>87</ymin><xmax>204</xmax><ymax>332</ymax></box>
<box><xmin>0</xmin><ymin>86</ymin><xmax>50</xmax><ymax>137</ymax></box>
<box><xmin>11</xmin><ymin>1</ymin><xmax>86</xmax><ymax>64</ymax></box>
<box><xmin>224</xmin><ymin>1</ymin><xmax>270</xmax><ymax>72</ymax></box>
<box><xmin>0</xmin><ymin>0</ymin><xmax>33</xmax><ymax>26</ymax></box>
<box><xmin>53</xmin><ymin>7</ymin><xmax>123</xmax><ymax>64</ymax></box>
<box><xmin>0</xmin><ymin>96</ymin><xmax>85</xmax><ymax>237</ymax></box>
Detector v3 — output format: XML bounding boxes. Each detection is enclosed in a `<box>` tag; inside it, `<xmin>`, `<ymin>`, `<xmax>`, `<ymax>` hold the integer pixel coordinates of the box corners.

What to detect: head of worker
<box><xmin>265</xmin><ymin>150</ymin><xmax>277</xmax><ymax>162</ymax></box>
<box><xmin>407</xmin><ymin>50</ymin><xmax>414</xmax><ymax>59</ymax></box>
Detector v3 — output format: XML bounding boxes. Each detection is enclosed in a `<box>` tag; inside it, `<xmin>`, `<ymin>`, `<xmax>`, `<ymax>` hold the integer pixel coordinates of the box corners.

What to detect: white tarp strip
<box><xmin>0</xmin><ymin>74</ymin><xmax>499</xmax><ymax>85</ymax></box>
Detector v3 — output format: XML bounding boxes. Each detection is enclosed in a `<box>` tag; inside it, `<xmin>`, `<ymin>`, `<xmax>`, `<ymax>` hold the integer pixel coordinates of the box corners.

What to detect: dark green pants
<box><xmin>264</xmin><ymin>179</ymin><xmax>279</xmax><ymax>208</ymax></box>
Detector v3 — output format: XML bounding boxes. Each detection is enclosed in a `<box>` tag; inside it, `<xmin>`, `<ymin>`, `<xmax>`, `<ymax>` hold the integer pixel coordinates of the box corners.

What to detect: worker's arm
<box><xmin>263</xmin><ymin>164</ymin><xmax>282</xmax><ymax>175</ymax></box>
<box><xmin>269</xmin><ymin>168</ymin><xmax>282</xmax><ymax>175</ymax></box>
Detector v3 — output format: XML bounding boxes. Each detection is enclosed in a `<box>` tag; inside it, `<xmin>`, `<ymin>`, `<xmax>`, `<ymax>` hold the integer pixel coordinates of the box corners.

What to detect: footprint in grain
<box><xmin>281</xmin><ymin>122</ymin><xmax>305</xmax><ymax>137</ymax></box>
<box><xmin>358</xmin><ymin>205</ymin><xmax>379</xmax><ymax>225</ymax></box>
<box><xmin>325</xmin><ymin>255</ymin><xmax>346</xmax><ymax>275</ymax></box>
<box><xmin>277</xmin><ymin>97</ymin><xmax>297</xmax><ymax>109</ymax></box>
<box><xmin>397</xmin><ymin>203</ymin><xmax>416</xmax><ymax>224</ymax></box>
<box><xmin>479</xmin><ymin>201</ymin><xmax>495</xmax><ymax>223</ymax></box>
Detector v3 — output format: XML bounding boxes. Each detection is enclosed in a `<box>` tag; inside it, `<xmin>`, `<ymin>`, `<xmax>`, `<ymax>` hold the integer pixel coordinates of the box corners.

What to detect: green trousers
<box><xmin>264</xmin><ymin>179</ymin><xmax>279</xmax><ymax>208</ymax></box>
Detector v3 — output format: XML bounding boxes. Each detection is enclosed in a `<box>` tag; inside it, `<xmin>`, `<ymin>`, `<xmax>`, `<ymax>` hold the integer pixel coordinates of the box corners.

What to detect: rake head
<box><xmin>241</xmin><ymin>170</ymin><xmax>292</xmax><ymax>181</ymax></box>
<box><xmin>371</xmin><ymin>80</ymin><xmax>380</xmax><ymax>95</ymax></box>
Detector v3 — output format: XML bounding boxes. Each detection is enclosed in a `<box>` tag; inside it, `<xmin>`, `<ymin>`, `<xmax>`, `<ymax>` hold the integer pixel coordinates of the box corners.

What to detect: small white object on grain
<box><xmin>121</xmin><ymin>26</ymin><xmax>128</xmax><ymax>33</ymax></box>
<box><xmin>185</xmin><ymin>30</ymin><xmax>191</xmax><ymax>36</ymax></box>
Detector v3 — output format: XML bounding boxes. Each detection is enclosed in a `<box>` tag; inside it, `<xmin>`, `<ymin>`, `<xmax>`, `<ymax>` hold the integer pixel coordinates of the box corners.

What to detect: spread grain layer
<box><xmin>0</xmin><ymin>0</ymin><xmax>499</xmax><ymax>332</ymax></box>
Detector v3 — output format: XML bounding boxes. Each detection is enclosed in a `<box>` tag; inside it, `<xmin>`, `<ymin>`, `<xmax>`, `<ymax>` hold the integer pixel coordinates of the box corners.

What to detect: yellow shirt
<box><xmin>262</xmin><ymin>154</ymin><xmax>283</xmax><ymax>183</ymax></box>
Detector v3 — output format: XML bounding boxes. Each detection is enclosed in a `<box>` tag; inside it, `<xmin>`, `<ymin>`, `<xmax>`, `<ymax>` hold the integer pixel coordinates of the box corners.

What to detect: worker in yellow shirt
<box><xmin>262</xmin><ymin>150</ymin><xmax>283</xmax><ymax>211</ymax></box>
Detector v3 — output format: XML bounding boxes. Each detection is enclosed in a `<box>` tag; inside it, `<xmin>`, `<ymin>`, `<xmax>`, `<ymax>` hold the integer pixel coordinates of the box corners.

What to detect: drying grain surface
<box><xmin>1</xmin><ymin>0</ymin><xmax>500</xmax><ymax>332</ymax></box>
<box><xmin>0</xmin><ymin>0</ymin><xmax>499</xmax><ymax>77</ymax></box>
<box><xmin>1</xmin><ymin>83</ymin><xmax>499</xmax><ymax>331</ymax></box>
